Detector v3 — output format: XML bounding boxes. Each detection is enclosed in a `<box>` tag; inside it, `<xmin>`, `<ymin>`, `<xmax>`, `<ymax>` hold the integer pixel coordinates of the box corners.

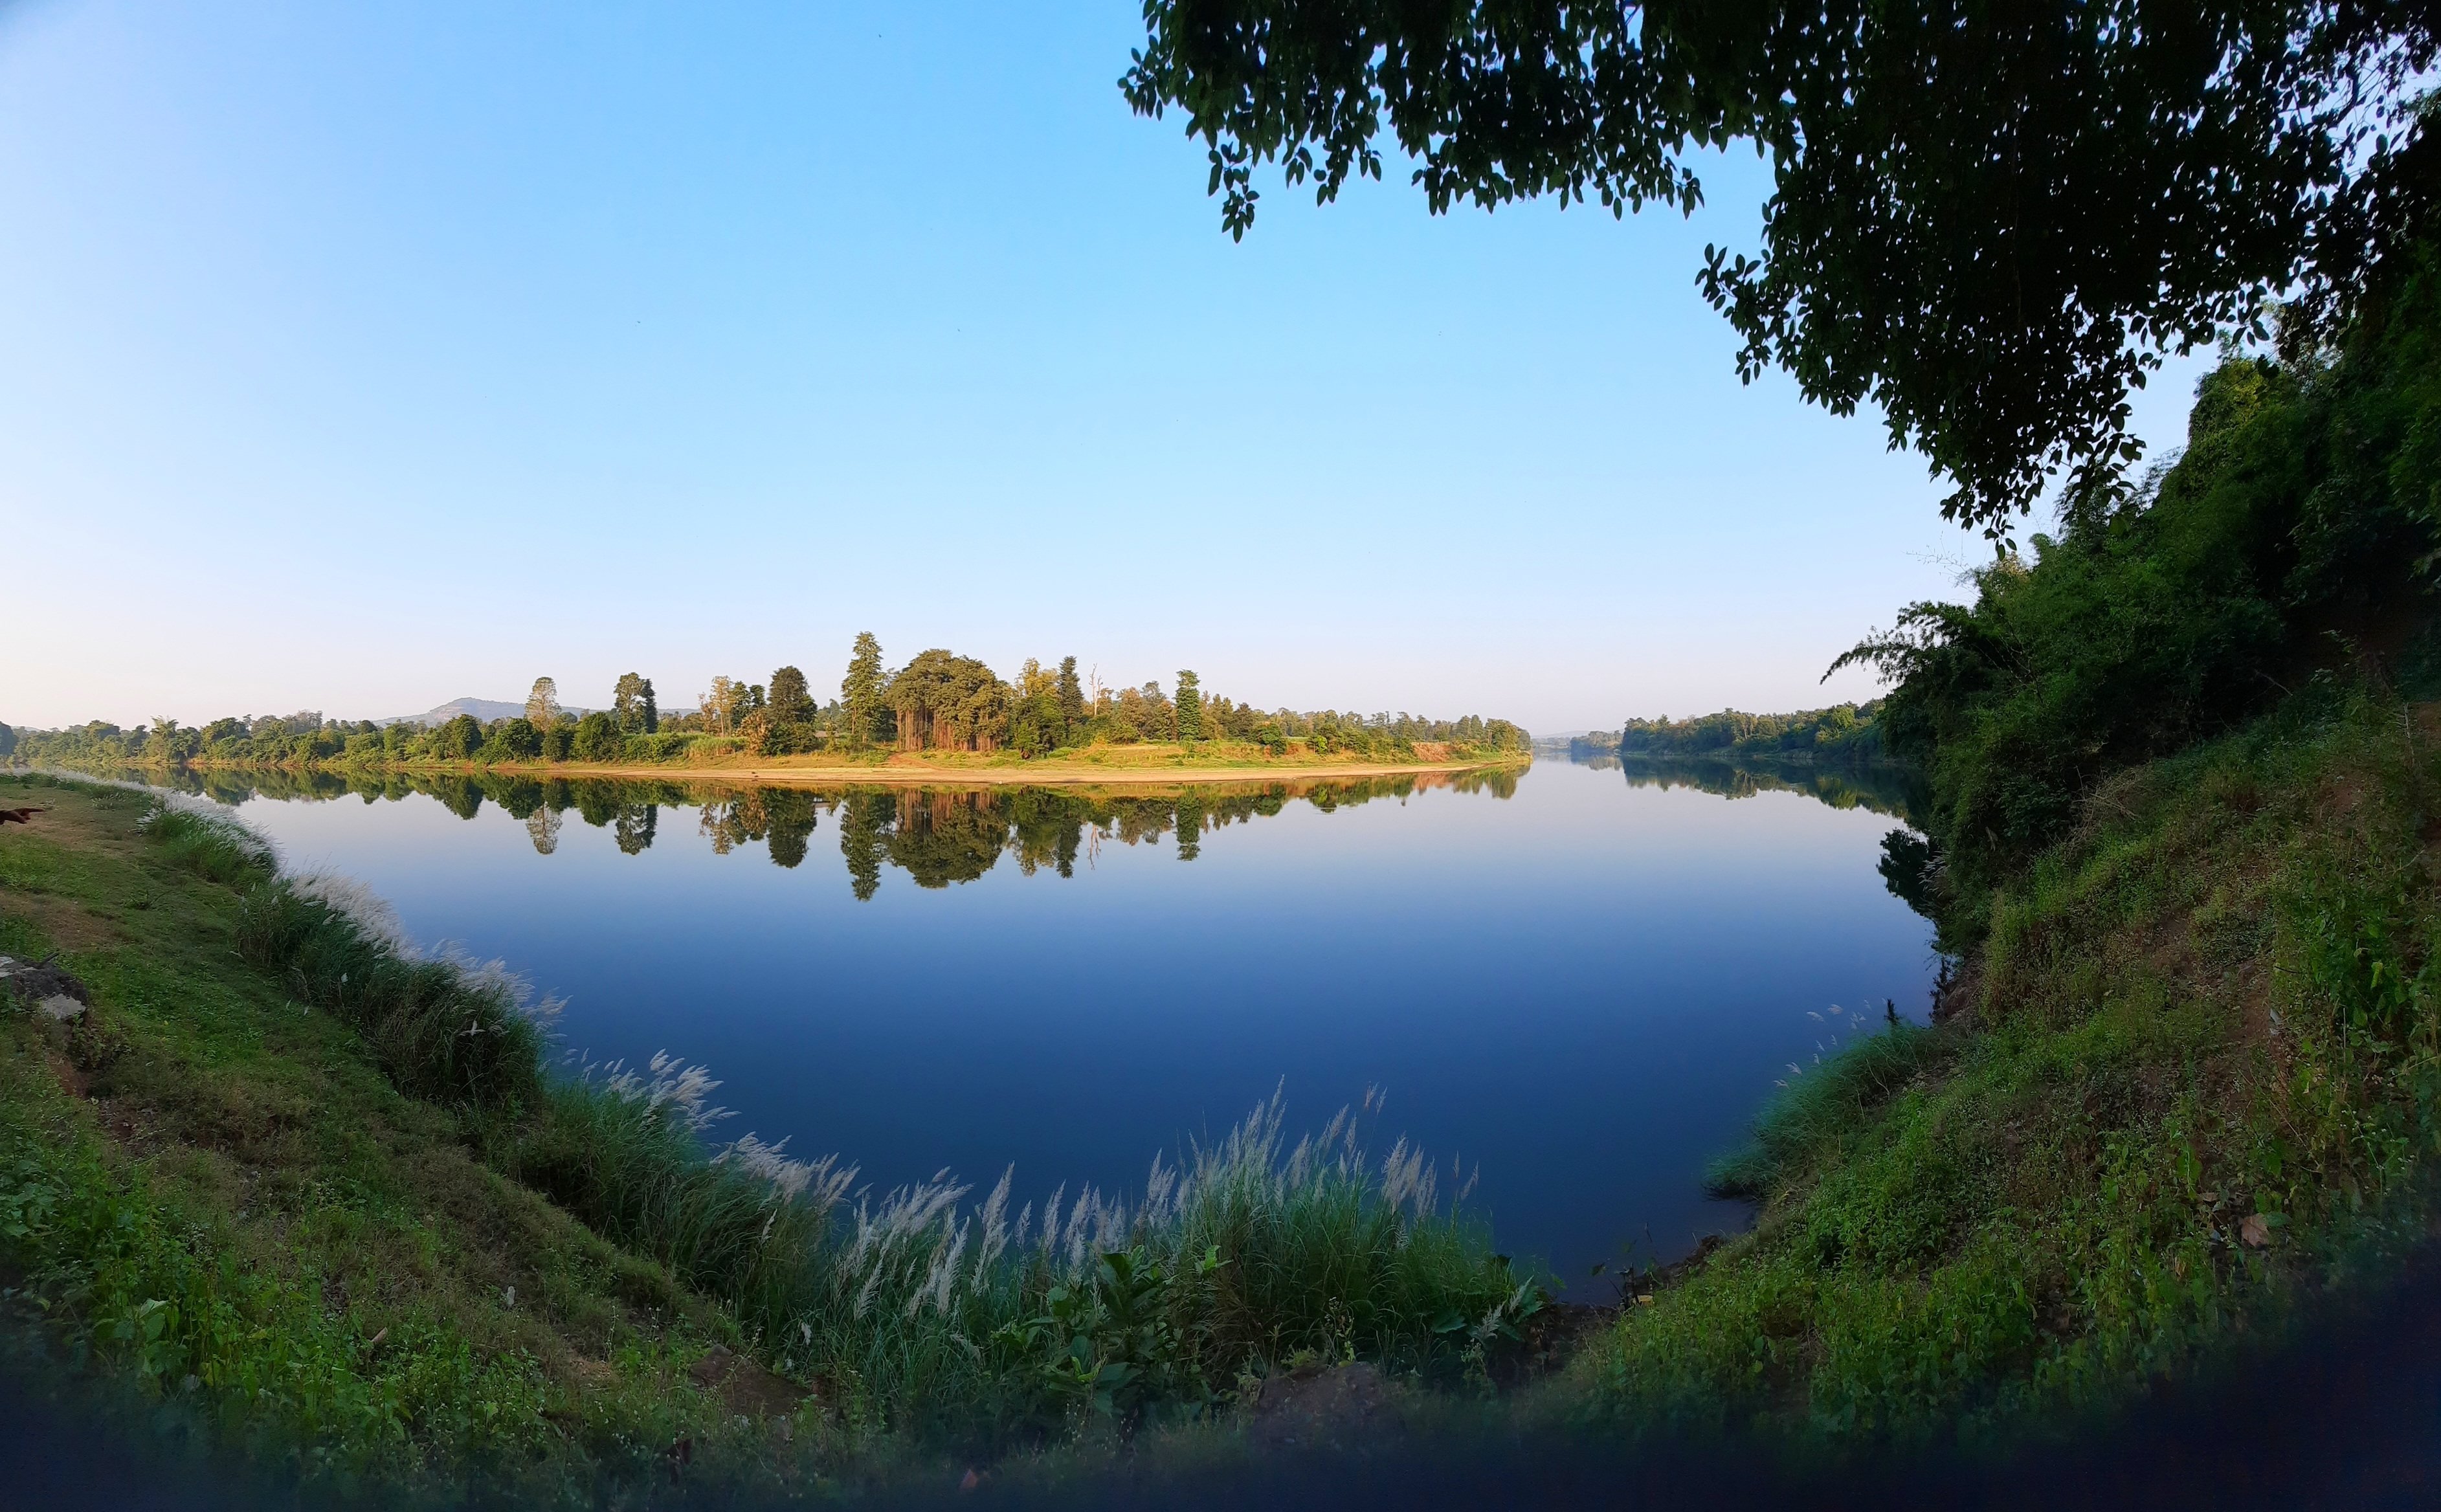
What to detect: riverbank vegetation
<box><xmin>0</xmin><ymin>774</ymin><xmax>1540</xmax><ymax>1497</ymax></box>
<box><xmin>8</xmin><ymin>643</ymin><xmax>1527</xmax><ymax>777</ymax></box>
<box><xmin>1572</xmin><ymin>234</ymin><xmax>2441</xmax><ymax>1440</ymax></box>
<box><xmin>1572</xmin><ymin>702</ymin><xmax>1894</xmax><ymax>766</ymax></box>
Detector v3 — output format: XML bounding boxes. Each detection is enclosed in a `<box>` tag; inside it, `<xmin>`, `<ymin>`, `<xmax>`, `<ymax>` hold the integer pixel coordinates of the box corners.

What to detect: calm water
<box><xmin>164</xmin><ymin>758</ymin><xmax>1934</xmax><ymax>1289</ymax></box>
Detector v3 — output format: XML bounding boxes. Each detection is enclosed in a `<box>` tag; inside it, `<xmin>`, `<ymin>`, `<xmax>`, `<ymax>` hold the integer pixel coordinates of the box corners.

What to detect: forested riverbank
<box><xmin>3</xmin><ymin>639</ymin><xmax>1530</xmax><ymax>781</ymax></box>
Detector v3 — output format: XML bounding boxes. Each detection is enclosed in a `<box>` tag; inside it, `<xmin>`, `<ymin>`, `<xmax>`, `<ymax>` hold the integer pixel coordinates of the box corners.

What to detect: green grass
<box><xmin>0</xmin><ymin>772</ymin><xmax>1532</xmax><ymax>1494</ymax></box>
<box><xmin>1573</xmin><ymin>691</ymin><xmax>2441</xmax><ymax>1441</ymax></box>
<box><xmin>0</xmin><ymin>777</ymin><xmax>794</xmax><ymax>1504</ymax></box>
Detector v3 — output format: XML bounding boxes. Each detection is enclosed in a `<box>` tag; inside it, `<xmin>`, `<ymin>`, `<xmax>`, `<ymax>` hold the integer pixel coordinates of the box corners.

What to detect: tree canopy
<box><xmin>1124</xmin><ymin>1</ymin><xmax>2439</xmax><ymax>531</ymax></box>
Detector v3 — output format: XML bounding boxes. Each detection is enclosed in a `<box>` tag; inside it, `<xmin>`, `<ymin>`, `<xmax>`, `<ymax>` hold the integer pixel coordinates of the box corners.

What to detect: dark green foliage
<box><xmin>839</xmin><ymin>791</ymin><xmax>886</xmax><ymax>900</ymax></box>
<box><xmin>1840</xmin><ymin>245</ymin><xmax>2441</xmax><ymax>938</ymax></box>
<box><xmin>841</xmin><ymin>632</ymin><xmax>886</xmax><ymax>749</ymax></box>
<box><xmin>570</xmin><ymin>711</ymin><xmax>621</xmax><ymax>762</ymax></box>
<box><xmin>138</xmin><ymin>803</ymin><xmax>278</xmax><ymax>889</ymax></box>
<box><xmin>484</xmin><ymin>718</ymin><xmax>542</xmax><ymax>762</ymax></box>
<box><xmin>763</xmin><ymin>792</ymin><xmax>818</xmax><ymax>868</ymax></box>
<box><xmin>611</xmin><ymin>671</ymin><xmax>658</xmax><ymax>735</ymax></box>
<box><xmin>1056</xmin><ymin>656</ymin><xmax>1085</xmax><ymax>727</ymax></box>
<box><xmin>1174</xmin><ymin>669</ymin><xmax>1204</xmax><ymax>742</ymax></box>
<box><xmin>508</xmin><ymin>1074</ymin><xmax>833</xmax><ymax>1347</ymax></box>
<box><xmin>886</xmin><ymin>649</ymin><xmax>1011</xmax><ymax>751</ymax></box>
<box><xmin>438</xmin><ymin>714</ymin><xmax>482</xmax><ymax>760</ymax></box>
<box><xmin>614</xmin><ymin>803</ymin><xmax>656</xmax><ymax>854</ymax></box>
<box><xmin>1612</xmin><ymin>701</ymin><xmax>1888</xmax><ymax>764</ymax></box>
<box><xmin>1126</xmin><ymin>1</ymin><xmax>2436</xmax><ymax>531</ymax></box>
<box><xmin>1007</xmin><ymin>695</ymin><xmax>1062</xmax><ymax>759</ymax></box>
<box><xmin>767</xmin><ymin>665</ymin><xmax>814</xmax><ymax>725</ymax></box>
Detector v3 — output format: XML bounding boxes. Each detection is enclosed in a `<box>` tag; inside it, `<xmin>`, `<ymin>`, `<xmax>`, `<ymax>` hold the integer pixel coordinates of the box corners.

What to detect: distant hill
<box><xmin>378</xmin><ymin>697</ymin><xmax>594</xmax><ymax>728</ymax></box>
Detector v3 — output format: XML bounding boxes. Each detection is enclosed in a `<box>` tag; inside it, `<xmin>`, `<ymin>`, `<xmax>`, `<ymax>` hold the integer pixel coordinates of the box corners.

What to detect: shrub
<box><xmin>484</xmin><ymin>718</ymin><xmax>542</xmax><ymax>762</ymax></box>
<box><xmin>570</xmin><ymin>712</ymin><xmax>621</xmax><ymax>763</ymax></box>
<box><xmin>436</xmin><ymin>715</ymin><xmax>482</xmax><ymax>761</ymax></box>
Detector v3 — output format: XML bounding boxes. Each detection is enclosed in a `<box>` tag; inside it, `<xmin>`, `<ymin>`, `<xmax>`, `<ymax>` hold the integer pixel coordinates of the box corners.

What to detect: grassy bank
<box><xmin>1558</xmin><ymin>242</ymin><xmax>2441</xmax><ymax>1444</ymax></box>
<box><xmin>0</xmin><ymin>774</ymin><xmax>1535</xmax><ymax>1500</ymax></box>
<box><xmin>1572</xmin><ymin>685</ymin><xmax>2441</xmax><ymax>1439</ymax></box>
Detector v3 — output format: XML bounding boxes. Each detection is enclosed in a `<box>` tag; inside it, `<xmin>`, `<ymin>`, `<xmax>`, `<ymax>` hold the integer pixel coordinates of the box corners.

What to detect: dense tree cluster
<box><xmin>1583</xmin><ymin>702</ymin><xmax>1889</xmax><ymax>764</ymax></box>
<box><xmin>9</xmin><ymin>638</ymin><xmax>1529</xmax><ymax>771</ymax></box>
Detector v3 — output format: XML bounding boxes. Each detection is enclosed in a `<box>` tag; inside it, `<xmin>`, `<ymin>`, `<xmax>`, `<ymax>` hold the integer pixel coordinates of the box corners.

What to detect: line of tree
<box><xmin>1573</xmin><ymin>701</ymin><xmax>1891</xmax><ymax>765</ymax></box>
<box><xmin>8</xmin><ymin>674</ymin><xmax>674</xmax><ymax>772</ymax></box>
<box><xmin>7</xmin><ymin>638</ymin><xmax>1529</xmax><ymax>770</ymax></box>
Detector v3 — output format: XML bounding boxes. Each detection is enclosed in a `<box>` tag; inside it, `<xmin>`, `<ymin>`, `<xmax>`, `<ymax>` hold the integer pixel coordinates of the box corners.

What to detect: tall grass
<box><xmin>137</xmin><ymin>799</ymin><xmax>280</xmax><ymax>887</ymax></box>
<box><xmin>231</xmin><ymin>877</ymin><xmax>550</xmax><ymax>1112</ymax></box>
<box><xmin>1702</xmin><ymin>1022</ymin><xmax>1951</xmax><ymax>1199</ymax></box>
<box><xmin>514</xmin><ymin>1060</ymin><xmax>1533</xmax><ymax>1441</ymax></box>
<box><xmin>124</xmin><ymin>788</ymin><xmax>1535</xmax><ymax>1445</ymax></box>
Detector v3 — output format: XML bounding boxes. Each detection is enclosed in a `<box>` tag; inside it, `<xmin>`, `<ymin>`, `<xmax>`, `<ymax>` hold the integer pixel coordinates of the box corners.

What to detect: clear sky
<box><xmin>1</xmin><ymin>1</ymin><xmax>2209</xmax><ymax>735</ymax></box>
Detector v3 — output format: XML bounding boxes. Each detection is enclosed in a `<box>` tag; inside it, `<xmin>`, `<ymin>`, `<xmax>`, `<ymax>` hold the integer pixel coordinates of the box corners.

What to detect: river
<box><xmin>142</xmin><ymin>755</ymin><xmax>1935</xmax><ymax>1292</ymax></box>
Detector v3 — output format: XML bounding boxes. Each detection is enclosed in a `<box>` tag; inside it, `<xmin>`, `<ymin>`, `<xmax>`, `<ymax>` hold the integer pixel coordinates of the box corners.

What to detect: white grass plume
<box><xmin>293</xmin><ymin>871</ymin><xmax>410</xmax><ymax>951</ymax></box>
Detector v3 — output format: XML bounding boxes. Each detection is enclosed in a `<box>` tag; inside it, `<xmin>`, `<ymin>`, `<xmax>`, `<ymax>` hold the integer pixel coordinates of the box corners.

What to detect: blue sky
<box><xmin>1</xmin><ymin>1</ymin><xmax>2209</xmax><ymax>734</ymax></box>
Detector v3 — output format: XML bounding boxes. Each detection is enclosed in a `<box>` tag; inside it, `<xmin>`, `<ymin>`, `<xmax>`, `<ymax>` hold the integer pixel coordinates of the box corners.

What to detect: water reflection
<box><xmin>107</xmin><ymin>764</ymin><xmax>1522</xmax><ymax>896</ymax></box>
<box><xmin>1591</xmin><ymin>754</ymin><xmax>1926</xmax><ymax>828</ymax></box>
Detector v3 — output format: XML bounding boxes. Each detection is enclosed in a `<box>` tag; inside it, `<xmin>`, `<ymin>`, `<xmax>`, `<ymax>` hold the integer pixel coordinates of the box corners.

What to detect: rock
<box><xmin>3</xmin><ymin>956</ymin><xmax>91</xmax><ymax>1016</ymax></box>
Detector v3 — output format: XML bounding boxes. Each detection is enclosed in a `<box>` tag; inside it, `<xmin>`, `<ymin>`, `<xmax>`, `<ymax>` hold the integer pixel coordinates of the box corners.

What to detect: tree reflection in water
<box><xmin>97</xmin><ymin>764</ymin><xmax>1533</xmax><ymax>898</ymax></box>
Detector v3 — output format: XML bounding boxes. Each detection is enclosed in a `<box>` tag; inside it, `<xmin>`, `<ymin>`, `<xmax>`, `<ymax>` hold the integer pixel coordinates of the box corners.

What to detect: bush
<box><xmin>483</xmin><ymin>718</ymin><xmax>542</xmax><ymax>762</ymax></box>
<box><xmin>570</xmin><ymin>712</ymin><xmax>621</xmax><ymax>762</ymax></box>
